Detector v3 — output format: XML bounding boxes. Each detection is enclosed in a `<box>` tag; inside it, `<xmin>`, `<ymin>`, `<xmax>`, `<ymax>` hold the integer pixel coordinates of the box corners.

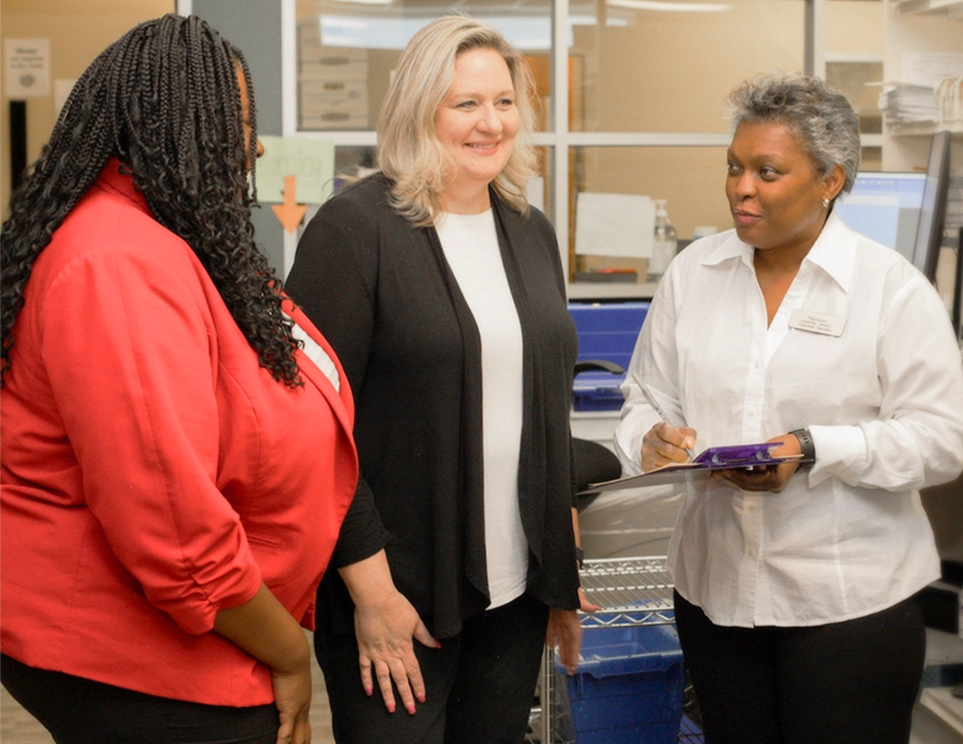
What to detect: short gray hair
<box><xmin>726</xmin><ymin>72</ymin><xmax>861</xmax><ymax>195</ymax></box>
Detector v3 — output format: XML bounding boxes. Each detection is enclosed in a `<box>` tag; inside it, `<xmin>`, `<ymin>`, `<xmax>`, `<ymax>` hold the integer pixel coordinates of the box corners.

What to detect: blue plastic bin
<box><xmin>571</xmin><ymin>376</ymin><xmax>626</xmax><ymax>411</ymax></box>
<box><xmin>556</xmin><ymin>622</ymin><xmax>685</xmax><ymax>744</ymax></box>
<box><xmin>569</xmin><ymin>302</ymin><xmax>649</xmax><ymax>411</ymax></box>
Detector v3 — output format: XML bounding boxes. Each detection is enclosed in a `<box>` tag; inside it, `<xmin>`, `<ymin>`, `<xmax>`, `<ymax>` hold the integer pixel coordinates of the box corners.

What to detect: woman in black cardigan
<box><xmin>285</xmin><ymin>14</ymin><xmax>596</xmax><ymax>744</ymax></box>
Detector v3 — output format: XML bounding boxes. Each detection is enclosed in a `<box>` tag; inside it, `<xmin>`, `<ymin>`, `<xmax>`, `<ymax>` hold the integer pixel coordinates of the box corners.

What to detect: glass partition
<box><xmin>287</xmin><ymin>0</ymin><xmax>889</xmax><ymax>295</ymax></box>
<box><xmin>295</xmin><ymin>0</ymin><xmax>554</xmax><ymax>132</ymax></box>
<box><xmin>569</xmin><ymin>0</ymin><xmax>807</xmax><ymax>133</ymax></box>
<box><xmin>569</xmin><ymin>145</ymin><xmax>730</xmax><ymax>289</ymax></box>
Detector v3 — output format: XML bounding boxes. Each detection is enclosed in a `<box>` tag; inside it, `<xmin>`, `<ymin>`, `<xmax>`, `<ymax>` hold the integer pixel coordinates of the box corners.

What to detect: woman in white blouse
<box><xmin>614</xmin><ymin>72</ymin><xmax>963</xmax><ymax>744</ymax></box>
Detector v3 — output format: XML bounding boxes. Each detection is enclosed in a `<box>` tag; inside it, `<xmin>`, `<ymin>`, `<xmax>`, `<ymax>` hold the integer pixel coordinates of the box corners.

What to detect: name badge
<box><xmin>789</xmin><ymin>308</ymin><xmax>846</xmax><ymax>337</ymax></box>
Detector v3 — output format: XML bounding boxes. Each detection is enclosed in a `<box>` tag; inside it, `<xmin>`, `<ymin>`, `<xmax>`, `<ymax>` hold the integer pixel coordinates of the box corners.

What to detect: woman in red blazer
<box><xmin>0</xmin><ymin>15</ymin><xmax>357</xmax><ymax>744</ymax></box>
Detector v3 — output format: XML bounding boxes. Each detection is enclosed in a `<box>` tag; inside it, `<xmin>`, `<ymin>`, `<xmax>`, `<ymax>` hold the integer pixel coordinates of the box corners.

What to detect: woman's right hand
<box><xmin>641</xmin><ymin>422</ymin><xmax>697</xmax><ymax>472</ymax></box>
<box><xmin>353</xmin><ymin>586</ymin><xmax>438</xmax><ymax>714</ymax></box>
<box><xmin>340</xmin><ymin>551</ymin><xmax>439</xmax><ymax>715</ymax></box>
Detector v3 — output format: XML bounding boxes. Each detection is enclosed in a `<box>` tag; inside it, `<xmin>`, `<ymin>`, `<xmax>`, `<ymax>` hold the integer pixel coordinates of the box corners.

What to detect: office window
<box><xmin>571</xmin><ymin>0</ymin><xmax>806</xmax><ymax>134</ymax></box>
<box><xmin>825</xmin><ymin>0</ymin><xmax>885</xmax><ymax>171</ymax></box>
<box><xmin>295</xmin><ymin>0</ymin><xmax>553</xmax><ymax>132</ymax></box>
<box><xmin>568</xmin><ymin>145</ymin><xmax>729</xmax><ymax>294</ymax></box>
<box><xmin>286</xmin><ymin>0</ymin><xmax>885</xmax><ymax>294</ymax></box>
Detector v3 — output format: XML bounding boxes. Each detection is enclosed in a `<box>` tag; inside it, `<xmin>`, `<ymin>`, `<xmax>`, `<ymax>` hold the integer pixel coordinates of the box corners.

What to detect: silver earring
<box><xmin>822</xmin><ymin>197</ymin><xmax>830</xmax><ymax>208</ymax></box>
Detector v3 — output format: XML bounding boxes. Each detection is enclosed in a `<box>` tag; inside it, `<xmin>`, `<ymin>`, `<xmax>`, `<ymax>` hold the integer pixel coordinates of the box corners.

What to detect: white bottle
<box><xmin>647</xmin><ymin>199</ymin><xmax>677</xmax><ymax>283</ymax></box>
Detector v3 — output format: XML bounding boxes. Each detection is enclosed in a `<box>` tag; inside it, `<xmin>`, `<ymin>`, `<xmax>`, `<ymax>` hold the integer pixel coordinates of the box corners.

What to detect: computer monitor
<box><xmin>835</xmin><ymin>171</ymin><xmax>926</xmax><ymax>262</ymax></box>
<box><xmin>954</xmin><ymin>228</ymin><xmax>963</xmax><ymax>345</ymax></box>
<box><xmin>912</xmin><ymin>130</ymin><xmax>952</xmax><ymax>283</ymax></box>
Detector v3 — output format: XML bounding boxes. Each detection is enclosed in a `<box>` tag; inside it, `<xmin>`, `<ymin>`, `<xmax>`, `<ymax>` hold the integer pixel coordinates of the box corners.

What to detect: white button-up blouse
<box><xmin>614</xmin><ymin>212</ymin><xmax>963</xmax><ymax>628</ymax></box>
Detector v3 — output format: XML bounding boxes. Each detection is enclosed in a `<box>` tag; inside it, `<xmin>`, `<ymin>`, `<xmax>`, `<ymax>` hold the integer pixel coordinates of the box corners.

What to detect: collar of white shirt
<box><xmin>698</xmin><ymin>212</ymin><xmax>858</xmax><ymax>294</ymax></box>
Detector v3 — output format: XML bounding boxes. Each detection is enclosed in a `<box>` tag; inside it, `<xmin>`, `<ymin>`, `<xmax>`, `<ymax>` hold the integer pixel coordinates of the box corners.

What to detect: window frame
<box><xmin>279</xmin><ymin>0</ymin><xmax>832</xmax><ymax>296</ymax></box>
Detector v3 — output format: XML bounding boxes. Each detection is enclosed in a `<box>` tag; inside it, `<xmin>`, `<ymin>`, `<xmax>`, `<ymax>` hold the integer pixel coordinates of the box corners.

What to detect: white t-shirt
<box><xmin>614</xmin><ymin>212</ymin><xmax>963</xmax><ymax>628</ymax></box>
<box><xmin>436</xmin><ymin>210</ymin><xmax>527</xmax><ymax>609</ymax></box>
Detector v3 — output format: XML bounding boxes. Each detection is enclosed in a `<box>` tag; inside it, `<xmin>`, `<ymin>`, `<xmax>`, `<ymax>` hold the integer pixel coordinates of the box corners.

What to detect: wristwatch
<box><xmin>789</xmin><ymin>428</ymin><xmax>815</xmax><ymax>469</ymax></box>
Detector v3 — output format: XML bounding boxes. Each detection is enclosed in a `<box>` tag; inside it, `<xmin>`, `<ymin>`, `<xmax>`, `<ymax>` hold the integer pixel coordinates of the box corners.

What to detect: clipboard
<box><xmin>579</xmin><ymin>442</ymin><xmax>808</xmax><ymax>494</ymax></box>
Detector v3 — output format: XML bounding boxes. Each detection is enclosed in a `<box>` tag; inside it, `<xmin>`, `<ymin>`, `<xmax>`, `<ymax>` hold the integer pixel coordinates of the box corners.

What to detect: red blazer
<box><xmin>0</xmin><ymin>161</ymin><xmax>358</xmax><ymax>706</ymax></box>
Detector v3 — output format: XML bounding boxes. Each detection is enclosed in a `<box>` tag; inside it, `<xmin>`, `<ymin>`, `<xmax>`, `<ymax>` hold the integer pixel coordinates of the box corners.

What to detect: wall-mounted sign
<box><xmin>4</xmin><ymin>38</ymin><xmax>51</xmax><ymax>98</ymax></box>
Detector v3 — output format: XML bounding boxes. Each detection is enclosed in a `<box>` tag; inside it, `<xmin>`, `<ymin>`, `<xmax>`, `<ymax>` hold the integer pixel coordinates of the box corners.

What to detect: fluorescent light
<box><xmin>608</xmin><ymin>0</ymin><xmax>731</xmax><ymax>12</ymax></box>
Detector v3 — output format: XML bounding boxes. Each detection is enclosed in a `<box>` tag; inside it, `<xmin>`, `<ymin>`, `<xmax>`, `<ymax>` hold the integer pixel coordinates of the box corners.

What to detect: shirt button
<box><xmin>748</xmin><ymin>548</ymin><xmax>758</xmax><ymax>559</ymax></box>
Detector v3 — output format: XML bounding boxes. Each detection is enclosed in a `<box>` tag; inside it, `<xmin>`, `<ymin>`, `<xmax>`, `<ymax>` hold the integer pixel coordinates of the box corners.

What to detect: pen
<box><xmin>639</xmin><ymin>383</ymin><xmax>696</xmax><ymax>461</ymax></box>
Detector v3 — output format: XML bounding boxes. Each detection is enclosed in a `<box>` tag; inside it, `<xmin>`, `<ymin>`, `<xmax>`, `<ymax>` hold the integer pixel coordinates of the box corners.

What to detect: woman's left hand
<box><xmin>546</xmin><ymin>608</ymin><xmax>583</xmax><ymax>675</ymax></box>
<box><xmin>712</xmin><ymin>433</ymin><xmax>802</xmax><ymax>493</ymax></box>
<box><xmin>271</xmin><ymin>663</ymin><xmax>312</xmax><ymax>744</ymax></box>
<box><xmin>211</xmin><ymin>583</ymin><xmax>314</xmax><ymax>744</ymax></box>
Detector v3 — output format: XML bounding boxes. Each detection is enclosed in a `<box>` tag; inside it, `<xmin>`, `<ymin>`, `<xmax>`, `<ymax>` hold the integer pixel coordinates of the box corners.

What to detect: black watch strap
<box><xmin>790</xmin><ymin>428</ymin><xmax>815</xmax><ymax>469</ymax></box>
<box><xmin>575</xmin><ymin>546</ymin><xmax>585</xmax><ymax>569</ymax></box>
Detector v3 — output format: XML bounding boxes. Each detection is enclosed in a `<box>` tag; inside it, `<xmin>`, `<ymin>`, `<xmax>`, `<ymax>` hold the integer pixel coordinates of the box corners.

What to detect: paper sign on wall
<box><xmin>575</xmin><ymin>192</ymin><xmax>655</xmax><ymax>258</ymax></box>
<box><xmin>257</xmin><ymin>136</ymin><xmax>335</xmax><ymax>205</ymax></box>
<box><xmin>4</xmin><ymin>39</ymin><xmax>51</xmax><ymax>98</ymax></box>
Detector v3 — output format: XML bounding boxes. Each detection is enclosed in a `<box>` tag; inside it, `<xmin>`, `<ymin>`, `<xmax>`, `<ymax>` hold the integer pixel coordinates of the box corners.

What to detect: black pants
<box><xmin>673</xmin><ymin>590</ymin><xmax>926</xmax><ymax>744</ymax></box>
<box><xmin>315</xmin><ymin>592</ymin><xmax>550</xmax><ymax>744</ymax></box>
<box><xmin>0</xmin><ymin>653</ymin><xmax>278</xmax><ymax>744</ymax></box>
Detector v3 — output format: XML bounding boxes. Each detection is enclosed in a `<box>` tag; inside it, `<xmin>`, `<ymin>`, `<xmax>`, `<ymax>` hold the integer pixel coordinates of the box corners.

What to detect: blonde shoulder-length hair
<box><xmin>376</xmin><ymin>15</ymin><xmax>538</xmax><ymax>226</ymax></box>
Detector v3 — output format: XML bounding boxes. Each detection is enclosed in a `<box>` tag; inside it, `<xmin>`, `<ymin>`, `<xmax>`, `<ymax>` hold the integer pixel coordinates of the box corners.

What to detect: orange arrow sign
<box><xmin>271</xmin><ymin>175</ymin><xmax>307</xmax><ymax>233</ymax></box>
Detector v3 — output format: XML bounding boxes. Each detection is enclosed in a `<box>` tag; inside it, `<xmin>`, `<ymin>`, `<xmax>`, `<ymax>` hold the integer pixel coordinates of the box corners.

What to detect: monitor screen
<box><xmin>954</xmin><ymin>228</ymin><xmax>963</xmax><ymax>344</ymax></box>
<box><xmin>835</xmin><ymin>172</ymin><xmax>926</xmax><ymax>262</ymax></box>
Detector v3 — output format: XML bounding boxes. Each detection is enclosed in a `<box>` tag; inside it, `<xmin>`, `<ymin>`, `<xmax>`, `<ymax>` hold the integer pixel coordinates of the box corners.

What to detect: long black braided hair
<box><xmin>0</xmin><ymin>14</ymin><xmax>301</xmax><ymax>387</ymax></box>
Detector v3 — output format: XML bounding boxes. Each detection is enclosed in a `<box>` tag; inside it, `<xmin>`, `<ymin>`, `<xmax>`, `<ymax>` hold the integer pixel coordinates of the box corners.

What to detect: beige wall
<box><xmin>826</xmin><ymin>1</ymin><xmax>885</xmax><ymax>56</ymax></box>
<box><xmin>0</xmin><ymin>0</ymin><xmax>174</xmax><ymax>218</ymax></box>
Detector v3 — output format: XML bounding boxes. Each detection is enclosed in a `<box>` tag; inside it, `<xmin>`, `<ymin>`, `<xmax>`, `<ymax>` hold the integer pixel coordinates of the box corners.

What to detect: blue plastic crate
<box><xmin>572</xmin><ymin>372</ymin><xmax>625</xmax><ymax>411</ymax></box>
<box><xmin>556</xmin><ymin>623</ymin><xmax>685</xmax><ymax>744</ymax></box>
<box><xmin>569</xmin><ymin>301</ymin><xmax>651</xmax><ymax>334</ymax></box>
<box><xmin>569</xmin><ymin>302</ymin><xmax>649</xmax><ymax>412</ymax></box>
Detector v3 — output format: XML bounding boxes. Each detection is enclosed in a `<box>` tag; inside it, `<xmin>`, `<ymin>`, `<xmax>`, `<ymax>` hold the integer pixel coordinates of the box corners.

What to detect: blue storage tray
<box><xmin>569</xmin><ymin>301</ymin><xmax>651</xmax><ymax>334</ymax></box>
<box><xmin>572</xmin><ymin>372</ymin><xmax>625</xmax><ymax>412</ymax></box>
<box><xmin>569</xmin><ymin>302</ymin><xmax>649</xmax><ymax>412</ymax></box>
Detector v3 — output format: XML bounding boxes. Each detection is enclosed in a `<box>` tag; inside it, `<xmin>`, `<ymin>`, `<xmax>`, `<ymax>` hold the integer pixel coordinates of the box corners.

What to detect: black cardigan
<box><xmin>285</xmin><ymin>174</ymin><xmax>580</xmax><ymax>638</ymax></box>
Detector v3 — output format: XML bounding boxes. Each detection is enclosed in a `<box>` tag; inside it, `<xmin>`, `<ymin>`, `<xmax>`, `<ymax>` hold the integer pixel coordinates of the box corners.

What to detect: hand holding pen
<box><xmin>639</xmin><ymin>384</ymin><xmax>698</xmax><ymax>472</ymax></box>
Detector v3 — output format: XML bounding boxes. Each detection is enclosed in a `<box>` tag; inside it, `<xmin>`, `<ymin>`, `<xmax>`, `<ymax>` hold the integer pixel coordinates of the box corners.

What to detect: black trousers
<box><xmin>0</xmin><ymin>653</ymin><xmax>278</xmax><ymax>744</ymax></box>
<box><xmin>315</xmin><ymin>592</ymin><xmax>550</xmax><ymax>744</ymax></box>
<box><xmin>673</xmin><ymin>590</ymin><xmax>926</xmax><ymax>744</ymax></box>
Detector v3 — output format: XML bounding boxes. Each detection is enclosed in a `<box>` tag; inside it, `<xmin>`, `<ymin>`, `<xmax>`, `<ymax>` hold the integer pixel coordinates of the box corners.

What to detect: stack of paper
<box><xmin>878</xmin><ymin>81</ymin><xmax>940</xmax><ymax>127</ymax></box>
<box><xmin>937</xmin><ymin>78</ymin><xmax>963</xmax><ymax>128</ymax></box>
